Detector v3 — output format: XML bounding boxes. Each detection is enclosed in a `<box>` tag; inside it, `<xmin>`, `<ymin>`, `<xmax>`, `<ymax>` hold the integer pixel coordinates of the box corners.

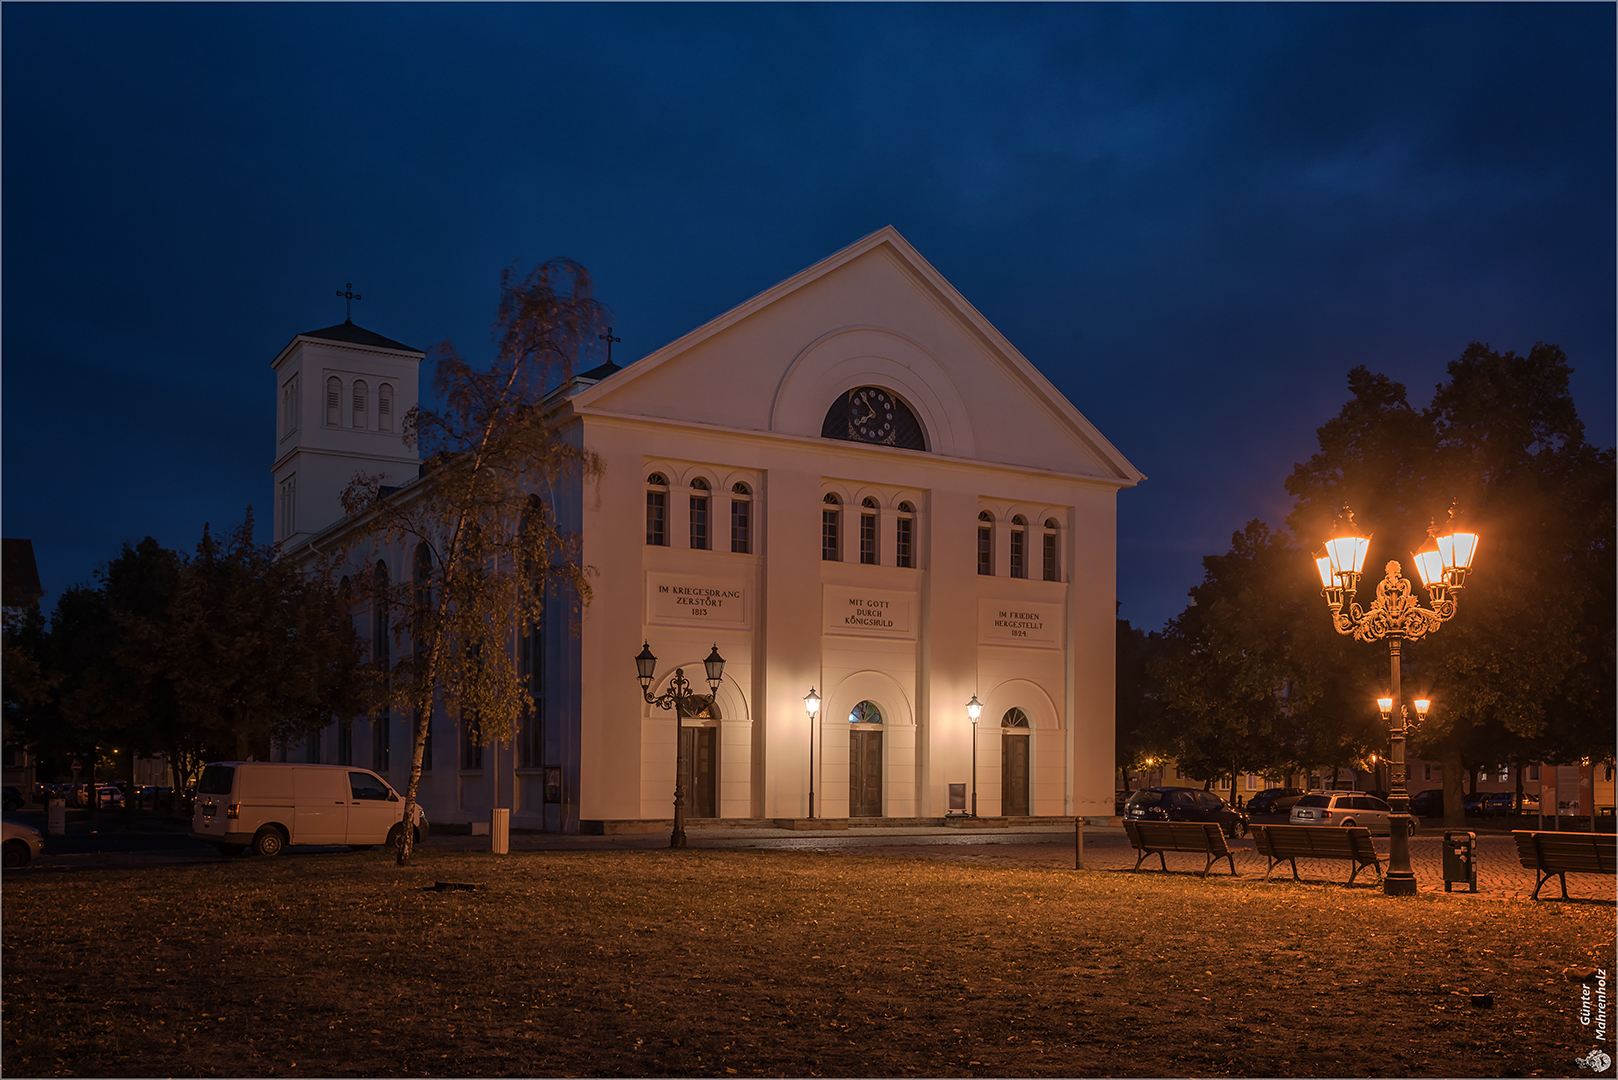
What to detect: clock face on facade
<box><xmin>850</xmin><ymin>387</ymin><xmax>897</xmax><ymax>444</ymax></box>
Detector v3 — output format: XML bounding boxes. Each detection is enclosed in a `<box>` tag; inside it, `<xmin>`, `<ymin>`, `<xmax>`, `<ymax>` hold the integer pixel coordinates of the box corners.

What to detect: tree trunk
<box><xmin>1442</xmin><ymin>744</ymin><xmax>1465</xmax><ymax>828</ymax></box>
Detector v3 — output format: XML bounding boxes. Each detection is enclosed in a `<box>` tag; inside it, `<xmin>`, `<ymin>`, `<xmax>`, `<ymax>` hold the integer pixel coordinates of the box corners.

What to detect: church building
<box><xmin>271</xmin><ymin>227</ymin><xmax>1143</xmax><ymax>832</ymax></box>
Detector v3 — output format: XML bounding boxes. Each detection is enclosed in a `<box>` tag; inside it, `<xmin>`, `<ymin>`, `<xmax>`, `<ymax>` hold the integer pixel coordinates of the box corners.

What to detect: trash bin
<box><xmin>1443</xmin><ymin>830</ymin><xmax>1477</xmax><ymax>893</ymax></box>
<box><xmin>46</xmin><ymin>796</ymin><xmax>66</xmax><ymax>836</ymax></box>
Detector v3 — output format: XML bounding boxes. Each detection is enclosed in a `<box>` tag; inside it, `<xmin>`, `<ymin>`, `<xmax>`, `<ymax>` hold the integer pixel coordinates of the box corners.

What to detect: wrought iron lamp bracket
<box><xmin>1329</xmin><ymin>561</ymin><xmax>1453</xmax><ymax>643</ymax></box>
<box><xmin>643</xmin><ymin>667</ymin><xmax>718</xmax><ymax>715</ymax></box>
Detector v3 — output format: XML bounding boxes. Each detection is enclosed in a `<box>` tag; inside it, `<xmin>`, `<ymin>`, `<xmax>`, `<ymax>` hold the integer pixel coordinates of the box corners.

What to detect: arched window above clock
<box><xmin>821</xmin><ymin>386</ymin><xmax>927</xmax><ymax>450</ymax></box>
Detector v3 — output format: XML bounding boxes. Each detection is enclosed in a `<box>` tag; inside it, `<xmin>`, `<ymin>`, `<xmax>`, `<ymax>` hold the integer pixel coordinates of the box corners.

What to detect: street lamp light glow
<box><xmin>1377</xmin><ymin>696</ymin><xmax>1394</xmax><ymax>718</ymax></box>
<box><xmin>804</xmin><ymin>687</ymin><xmax>820</xmax><ymax>715</ymax></box>
<box><xmin>966</xmin><ymin>694</ymin><xmax>983</xmax><ymax>722</ymax></box>
<box><xmin>1413</xmin><ymin>698</ymin><xmax>1431</xmax><ymax>716</ymax></box>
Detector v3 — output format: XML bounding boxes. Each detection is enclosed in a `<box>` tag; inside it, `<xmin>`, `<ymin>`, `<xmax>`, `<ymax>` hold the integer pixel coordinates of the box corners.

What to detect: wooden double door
<box><xmin>849</xmin><ymin>729</ymin><xmax>883</xmax><ymax>818</ymax></box>
<box><xmin>1002</xmin><ymin>733</ymin><xmax>1029</xmax><ymax>817</ymax></box>
<box><xmin>679</xmin><ymin>726</ymin><xmax>717</xmax><ymax>819</ymax></box>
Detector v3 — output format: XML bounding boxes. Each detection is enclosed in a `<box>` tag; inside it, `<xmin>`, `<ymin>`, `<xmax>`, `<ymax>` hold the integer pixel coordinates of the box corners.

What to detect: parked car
<box><xmin>1124</xmin><ymin>787</ymin><xmax>1248</xmax><ymax>838</ymax></box>
<box><xmin>1</xmin><ymin>785</ymin><xmax>23</xmax><ymax>812</ymax></box>
<box><xmin>2</xmin><ymin>819</ymin><xmax>44</xmax><ymax>868</ymax></box>
<box><xmin>1290</xmin><ymin>792</ymin><xmax>1416</xmax><ymax>836</ymax></box>
<box><xmin>1408</xmin><ymin>789</ymin><xmax>1444</xmax><ymax>817</ymax></box>
<box><xmin>1482</xmin><ymin>791</ymin><xmax>1540</xmax><ymax>817</ymax></box>
<box><xmin>192</xmin><ymin>761</ymin><xmax>427</xmax><ymax>856</ymax></box>
<box><xmin>1245</xmin><ymin>787</ymin><xmax>1305</xmax><ymax>816</ymax></box>
<box><xmin>1462</xmin><ymin>791</ymin><xmax>1489</xmax><ymax>817</ymax></box>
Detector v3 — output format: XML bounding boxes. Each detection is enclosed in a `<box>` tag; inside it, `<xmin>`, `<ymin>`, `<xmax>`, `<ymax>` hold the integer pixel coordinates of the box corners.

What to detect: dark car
<box><xmin>1124</xmin><ymin>786</ymin><xmax>1248</xmax><ymax>838</ymax></box>
<box><xmin>1483</xmin><ymin>791</ymin><xmax>1540</xmax><ymax>817</ymax></box>
<box><xmin>1245</xmin><ymin>787</ymin><xmax>1305</xmax><ymax>816</ymax></box>
<box><xmin>1</xmin><ymin>785</ymin><xmax>23</xmax><ymax>812</ymax></box>
<box><xmin>1408</xmin><ymin>789</ymin><xmax>1444</xmax><ymax>817</ymax></box>
<box><xmin>1462</xmin><ymin>791</ymin><xmax>1489</xmax><ymax>817</ymax></box>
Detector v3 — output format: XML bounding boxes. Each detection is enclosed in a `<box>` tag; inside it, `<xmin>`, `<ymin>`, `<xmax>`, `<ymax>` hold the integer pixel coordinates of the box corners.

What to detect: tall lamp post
<box><xmin>804</xmin><ymin>687</ymin><xmax>821</xmax><ymax>819</ymax></box>
<box><xmin>966</xmin><ymin>694</ymin><xmax>983</xmax><ymax>818</ymax></box>
<box><xmin>1314</xmin><ymin>508</ymin><xmax>1479</xmax><ymax>896</ymax></box>
<box><xmin>635</xmin><ymin>642</ymin><xmax>725</xmax><ymax>849</ymax></box>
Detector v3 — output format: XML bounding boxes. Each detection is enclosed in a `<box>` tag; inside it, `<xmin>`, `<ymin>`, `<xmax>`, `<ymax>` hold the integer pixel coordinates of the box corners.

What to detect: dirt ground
<box><xmin>3</xmin><ymin>848</ymin><xmax>1612</xmax><ymax>1077</ymax></box>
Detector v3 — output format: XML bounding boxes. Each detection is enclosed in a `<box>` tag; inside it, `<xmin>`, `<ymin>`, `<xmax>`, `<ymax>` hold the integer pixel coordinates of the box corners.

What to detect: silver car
<box><xmin>2</xmin><ymin>819</ymin><xmax>44</xmax><ymax>868</ymax></box>
<box><xmin>1289</xmin><ymin>792</ymin><xmax>1416</xmax><ymax>836</ymax></box>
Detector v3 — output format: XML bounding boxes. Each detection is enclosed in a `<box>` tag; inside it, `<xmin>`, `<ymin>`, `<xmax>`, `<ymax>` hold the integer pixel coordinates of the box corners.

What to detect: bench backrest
<box><xmin>1125</xmin><ymin>818</ymin><xmax>1231</xmax><ymax>854</ymax></box>
<box><xmin>1513</xmin><ymin>830</ymin><xmax>1616</xmax><ymax>873</ymax></box>
<box><xmin>1252</xmin><ymin>824</ymin><xmax>1376</xmax><ymax>862</ymax></box>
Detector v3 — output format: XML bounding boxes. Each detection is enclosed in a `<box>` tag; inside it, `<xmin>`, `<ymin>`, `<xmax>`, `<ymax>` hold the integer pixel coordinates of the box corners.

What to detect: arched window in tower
<box><xmin>378</xmin><ymin>383</ymin><xmax>393</xmax><ymax>433</ymax></box>
<box><xmin>352</xmin><ymin>380</ymin><xmax>368</xmax><ymax>429</ymax></box>
<box><xmin>860</xmin><ymin>497</ymin><xmax>879</xmax><ymax>565</ymax></box>
<box><xmin>822</xmin><ymin>494</ymin><xmax>841</xmax><ymax>561</ymax></box>
<box><xmin>730</xmin><ymin>482</ymin><xmax>752</xmax><ymax>554</ymax></box>
<box><xmin>977</xmin><ymin>511</ymin><xmax>994</xmax><ymax>576</ymax></box>
<box><xmin>821</xmin><ymin>387</ymin><xmax>927</xmax><ymax>450</ymax></box>
<box><xmin>1010</xmin><ymin>515</ymin><xmax>1028</xmax><ymax>579</ymax></box>
<box><xmin>689</xmin><ymin>477</ymin><xmax>710</xmax><ymax>550</ymax></box>
<box><xmin>326</xmin><ymin>376</ymin><xmax>341</xmax><ymax>426</ymax></box>
<box><xmin>645</xmin><ymin>473</ymin><xmax>669</xmax><ymax>546</ymax></box>
<box><xmin>896</xmin><ymin>501</ymin><xmax>916</xmax><ymax>568</ymax></box>
<box><xmin>1042</xmin><ymin>518</ymin><xmax>1061</xmax><ymax>582</ymax></box>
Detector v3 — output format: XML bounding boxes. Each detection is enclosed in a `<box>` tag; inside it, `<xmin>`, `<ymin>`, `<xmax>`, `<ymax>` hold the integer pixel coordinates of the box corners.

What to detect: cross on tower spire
<box><xmin>336</xmin><ymin>282</ymin><xmax>362</xmax><ymax>324</ymax></box>
<box><xmin>598</xmin><ymin>327</ymin><xmax>621</xmax><ymax>366</ymax></box>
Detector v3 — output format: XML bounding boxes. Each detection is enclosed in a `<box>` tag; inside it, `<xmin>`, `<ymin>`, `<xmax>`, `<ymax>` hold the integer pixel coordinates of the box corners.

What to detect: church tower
<box><xmin>270</xmin><ymin>320</ymin><xmax>424</xmax><ymax>551</ymax></box>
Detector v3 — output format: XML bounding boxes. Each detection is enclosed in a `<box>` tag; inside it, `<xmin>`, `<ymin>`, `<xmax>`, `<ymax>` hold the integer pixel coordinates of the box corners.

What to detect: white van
<box><xmin>191</xmin><ymin>762</ymin><xmax>427</xmax><ymax>857</ymax></box>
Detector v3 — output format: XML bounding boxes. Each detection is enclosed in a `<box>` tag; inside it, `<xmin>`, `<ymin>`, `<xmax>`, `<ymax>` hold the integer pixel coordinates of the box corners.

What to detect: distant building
<box><xmin>275</xmin><ymin>228</ymin><xmax>1143</xmax><ymax>832</ymax></box>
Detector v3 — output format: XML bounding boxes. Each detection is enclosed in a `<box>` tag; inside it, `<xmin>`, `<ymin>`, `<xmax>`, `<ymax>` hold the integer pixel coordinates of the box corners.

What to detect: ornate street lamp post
<box><xmin>804</xmin><ymin>687</ymin><xmax>821</xmax><ymax>819</ymax></box>
<box><xmin>1314</xmin><ymin>508</ymin><xmax>1479</xmax><ymax>896</ymax></box>
<box><xmin>635</xmin><ymin>642</ymin><xmax>725</xmax><ymax>849</ymax></box>
<box><xmin>966</xmin><ymin>694</ymin><xmax>983</xmax><ymax>818</ymax></box>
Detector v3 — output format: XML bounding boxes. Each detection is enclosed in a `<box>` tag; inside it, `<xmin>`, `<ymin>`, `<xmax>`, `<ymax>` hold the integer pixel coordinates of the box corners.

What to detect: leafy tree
<box><xmin>1152</xmin><ymin>521</ymin><xmax>1381</xmax><ymax>807</ymax></box>
<box><xmin>6</xmin><ymin>518</ymin><xmax>366</xmax><ymax>798</ymax></box>
<box><xmin>1285</xmin><ymin>344</ymin><xmax>1615</xmax><ymax>825</ymax></box>
<box><xmin>340</xmin><ymin>259</ymin><xmax>606</xmax><ymax>863</ymax></box>
<box><xmin>1115</xmin><ymin>617</ymin><xmax>1169</xmax><ymax>794</ymax></box>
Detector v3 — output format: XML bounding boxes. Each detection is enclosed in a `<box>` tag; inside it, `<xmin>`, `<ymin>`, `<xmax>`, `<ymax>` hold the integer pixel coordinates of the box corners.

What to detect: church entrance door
<box><xmin>1002</xmin><ymin>733</ymin><xmax>1029</xmax><ymax>816</ymax></box>
<box><xmin>679</xmin><ymin>726</ymin><xmax>717</xmax><ymax>819</ymax></box>
<box><xmin>849</xmin><ymin>730</ymin><xmax>883</xmax><ymax>817</ymax></box>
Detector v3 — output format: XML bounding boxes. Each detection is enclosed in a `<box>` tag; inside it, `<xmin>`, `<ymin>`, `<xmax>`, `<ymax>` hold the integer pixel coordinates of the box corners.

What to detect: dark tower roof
<box><xmin>299</xmin><ymin>321</ymin><xmax>419</xmax><ymax>353</ymax></box>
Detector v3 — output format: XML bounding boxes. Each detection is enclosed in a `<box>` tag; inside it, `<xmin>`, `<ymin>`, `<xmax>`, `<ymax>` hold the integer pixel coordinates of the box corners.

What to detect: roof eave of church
<box><xmin>272</xmin><ymin>321</ymin><xmax>425</xmax><ymax>367</ymax></box>
<box><xmin>566</xmin><ymin>225</ymin><xmax>1145</xmax><ymax>485</ymax></box>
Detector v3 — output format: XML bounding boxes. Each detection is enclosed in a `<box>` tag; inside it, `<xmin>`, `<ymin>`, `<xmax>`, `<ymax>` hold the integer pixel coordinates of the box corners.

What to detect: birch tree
<box><xmin>341</xmin><ymin>260</ymin><xmax>605</xmax><ymax>863</ymax></box>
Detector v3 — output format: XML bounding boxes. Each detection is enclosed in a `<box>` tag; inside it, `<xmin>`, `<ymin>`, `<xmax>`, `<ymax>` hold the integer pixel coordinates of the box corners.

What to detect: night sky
<box><xmin>4</xmin><ymin>4</ymin><xmax>1612</xmax><ymax>634</ymax></box>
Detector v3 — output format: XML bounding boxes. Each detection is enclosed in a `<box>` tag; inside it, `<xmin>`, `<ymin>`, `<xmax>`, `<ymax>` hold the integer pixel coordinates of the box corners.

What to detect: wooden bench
<box><xmin>1250</xmin><ymin>824</ymin><xmax>1383</xmax><ymax>886</ymax></box>
<box><xmin>1122</xmin><ymin>819</ymin><xmax>1237</xmax><ymax>877</ymax></box>
<box><xmin>1512</xmin><ymin>831</ymin><xmax>1616</xmax><ymax>900</ymax></box>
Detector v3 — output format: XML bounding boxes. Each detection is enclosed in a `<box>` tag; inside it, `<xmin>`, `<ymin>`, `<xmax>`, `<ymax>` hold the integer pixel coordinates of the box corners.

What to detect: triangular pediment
<box><xmin>570</xmin><ymin>227</ymin><xmax>1143</xmax><ymax>485</ymax></box>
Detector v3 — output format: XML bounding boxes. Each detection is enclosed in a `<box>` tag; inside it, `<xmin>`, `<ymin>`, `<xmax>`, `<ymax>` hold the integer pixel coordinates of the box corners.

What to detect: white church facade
<box><xmin>271</xmin><ymin>228</ymin><xmax>1143</xmax><ymax>832</ymax></box>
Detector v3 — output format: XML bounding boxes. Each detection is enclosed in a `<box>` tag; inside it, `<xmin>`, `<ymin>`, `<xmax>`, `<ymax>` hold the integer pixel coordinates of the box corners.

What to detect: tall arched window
<box><xmin>822</xmin><ymin>494</ymin><xmax>841</xmax><ymax>561</ymax></box>
<box><xmin>689</xmin><ymin>478</ymin><xmax>710</xmax><ymax>550</ymax></box>
<box><xmin>352</xmin><ymin>380</ymin><xmax>368</xmax><ymax>429</ymax></box>
<box><xmin>1010</xmin><ymin>515</ymin><xmax>1028</xmax><ymax>579</ymax></box>
<box><xmin>1042</xmin><ymin>518</ymin><xmax>1060</xmax><ymax>582</ymax></box>
<box><xmin>896</xmin><ymin>501</ymin><xmax>915</xmax><ymax>568</ymax></box>
<box><xmin>860</xmin><ymin>497</ymin><xmax>879</xmax><ymax>565</ymax></box>
<box><xmin>326</xmin><ymin>376</ymin><xmax>341</xmax><ymax>426</ymax></box>
<box><xmin>378</xmin><ymin>383</ymin><xmax>393</xmax><ymax>433</ymax></box>
<box><xmin>646</xmin><ymin>473</ymin><xmax>669</xmax><ymax>546</ymax></box>
<box><xmin>977</xmin><ymin>511</ymin><xmax>994</xmax><ymax>576</ymax></box>
<box><xmin>730</xmin><ymin>482</ymin><xmax>752</xmax><ymax>554</ymax></box>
